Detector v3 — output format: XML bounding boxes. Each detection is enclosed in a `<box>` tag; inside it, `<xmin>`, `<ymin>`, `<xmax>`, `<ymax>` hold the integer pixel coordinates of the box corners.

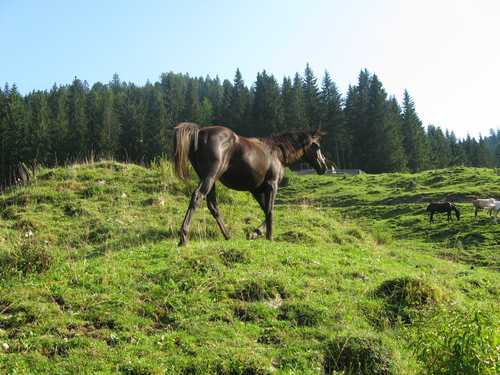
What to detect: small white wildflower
<box><xmin>97</xmin><ymin>180</ymin><xmax>106</xmax><ymax>185</ymax></box>
<box><xmin>121</xmin><ymin>193</ymin><xmax>127</xmax><ymax>198</ymax></box>
<box><xmin>2</xmin><ymin>343</ymin><xmax>9</xmax><ymax>351</ymax></box>
<box><xmin>25</xmin><ymin>229</ymin><xmax>34</xmax><ymax>238</ymax></box>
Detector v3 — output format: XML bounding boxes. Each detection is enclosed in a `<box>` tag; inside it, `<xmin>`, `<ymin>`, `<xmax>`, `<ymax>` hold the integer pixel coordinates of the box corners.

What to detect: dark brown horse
<box><xmin>174</xmin><ymin>122</ymin><xmax>328</xmax><ymax>246</ymax></box>
<box><xmin>426</xmin><ymin>202</ymin><xmax>460</xmax><ymax>223</ymax></box>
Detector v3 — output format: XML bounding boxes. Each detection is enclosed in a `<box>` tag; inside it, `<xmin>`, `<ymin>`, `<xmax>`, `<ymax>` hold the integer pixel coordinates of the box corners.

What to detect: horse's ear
<box><xmin>312</xmin><ymin>128</ymin><xmax>327</xmax><ymax>138</ymax></box>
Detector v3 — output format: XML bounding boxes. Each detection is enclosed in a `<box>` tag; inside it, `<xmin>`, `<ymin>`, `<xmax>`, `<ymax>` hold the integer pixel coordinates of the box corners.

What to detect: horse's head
<box><xmin>304</xmin><ymin>128</ymin><xmax>328</xmax><ymax>175</ymax></box>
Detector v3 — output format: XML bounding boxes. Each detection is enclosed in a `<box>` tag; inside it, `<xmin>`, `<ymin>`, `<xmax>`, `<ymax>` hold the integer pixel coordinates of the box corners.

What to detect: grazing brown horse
<box><xmin>174</xmin><ymin>122</ymin><xmax>328</xmax><ymax>246</ymax></box>
<box><xmin>426</xmin><ymin>202</ymin><xmax>460</xmax><ymax>223</ymax></box>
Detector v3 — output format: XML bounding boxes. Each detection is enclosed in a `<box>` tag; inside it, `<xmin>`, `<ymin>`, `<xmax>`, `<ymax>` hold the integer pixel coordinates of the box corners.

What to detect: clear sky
<box><xmin>1</xmin><ymin>0</ymin><xmax>499</xmax><ymax>138</ymax></box>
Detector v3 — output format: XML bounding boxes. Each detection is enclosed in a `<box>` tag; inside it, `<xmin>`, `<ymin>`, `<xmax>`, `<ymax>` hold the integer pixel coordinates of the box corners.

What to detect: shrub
<box><xmin>371</xmin><ymin>225</ymin><xmax>393</xmax><ymax>245</ymax></box>
<box><xmin>278</xmin><ymin>302</ymin><xmax>326</xmax><ymax>327</ymax></box>
<box><xmin>233</xmin><ymin>302</ymin><xmax>274</xmax><ymax>322</ymax></box>
<box><xmin>218</xmin><ymin>247</ymin><xmax>249</xmax><ymax>266</ymax></box>
<box><xmin>0</xmin><ymin>239</ymin><xmax>53</xmax><ymax>277</ymax></box>
<box><xmin>375</xmin><ymin>276</ymin><xmax>442</xmax><ymax>323</ymax></box>
<box><xmin>276</xmin><ymin>230</ymin><xmax>316</xmax><ymax>244</ymax></box>
<box><xmin>410</xmin><ymin>308</ymin><xmax>498</xmax><ymax>374</ymax></box>
<box><xmin>231</xmin><ymin>278</ymin><xmax>287</xmax><ymax>302</ymax></box>
<box><xmin>323</xmin><ymin>335</ymin><xmax>396</xmax><ymax>374</ymax></box>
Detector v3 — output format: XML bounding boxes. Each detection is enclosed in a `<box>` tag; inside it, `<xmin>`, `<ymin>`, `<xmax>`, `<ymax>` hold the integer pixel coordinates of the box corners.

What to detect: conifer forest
<box><xmin>1</xmin><ymin>65</ymin><xmax>499</xmax><ymax>186</ymax></box>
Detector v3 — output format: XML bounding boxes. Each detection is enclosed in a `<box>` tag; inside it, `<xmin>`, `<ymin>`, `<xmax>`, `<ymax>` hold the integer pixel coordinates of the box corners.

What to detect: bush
<box><xmin>375</xmin><ymin>277</ymin><xmax>441</xmax><ymax>323</ymax></box>
<box><xmin>276</xmin><ymin>230</ymin><xmax>316</xmax><ymax>244</ymax></box>
<box><xmin>218</xmin><ymin>247</ymin><xmax>249</xmax><ymax>266</ymax></box>
<box><xmin>0</xmin><ymin>239</ymin><xmax>53</xmax><ymax>277</ymax></box>
<box><xmin>410</xmin><ymin>308</ymin><xmax>498</xmax><ymax>374</ymax></box>
<box><xmin>231</xmin><ymin>278</ymin><xmax>287</xmax><ymax>302</ymax></box>
<box><xmin>323</xmin><ymin>335</ymin><xmax>396</xmax><ymax>374</ymax></box>
<box><xmin>278</xmin><ymin>302</ymin><xmax>326</xmax><ymax>327</ymax></box>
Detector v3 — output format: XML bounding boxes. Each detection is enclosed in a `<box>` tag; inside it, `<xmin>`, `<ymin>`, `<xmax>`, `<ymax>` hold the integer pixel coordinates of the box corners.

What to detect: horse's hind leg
<box><xmin>179</xmin><ymin>176</ymin><xmax>216</xmax><ymax>246</ymax></box>
<box><xmin>207</xmin><ymin>185</ymin><xmax>230</xmax><ymax>240</ymax></box>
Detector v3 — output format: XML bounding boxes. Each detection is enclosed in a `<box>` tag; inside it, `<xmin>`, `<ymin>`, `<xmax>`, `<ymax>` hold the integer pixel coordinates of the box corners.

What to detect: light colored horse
<box><xmin>490</xmin><ymin>200</ymin><xmax>500</xmax><ymax>222</ymax></box>
<box><xmin>472</xmin><ymin>198</ymin><xmax>495</xmax><ymax>218</ymax></box>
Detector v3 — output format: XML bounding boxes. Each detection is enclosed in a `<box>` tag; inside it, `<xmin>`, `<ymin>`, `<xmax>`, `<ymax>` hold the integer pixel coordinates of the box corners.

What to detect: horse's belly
<box><xmin>219</xmin><ymin>166</ymin><xmax>265</xmax><ymax>191</ymax></box>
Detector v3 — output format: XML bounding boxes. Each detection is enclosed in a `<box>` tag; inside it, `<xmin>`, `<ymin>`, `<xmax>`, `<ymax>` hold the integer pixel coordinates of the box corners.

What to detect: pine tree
<box><xmin>381</xmin><ymin>97</ymin><xmax>407</xmax><ymax>172</ymax></box>
<box><xmin>5</xmin><ymin>85</ymin><xmax>27</xmax><ymax>168</ymax></box>
<box><xmin>401</xmin><ymin>90</ymin><xmax>428</xmax><ymax>172</ymax></box>
<box><xmin>160</xmin><ymin>72</ymin><xmax>187</xmax><ymax>124</ymax></box>
<box><xmin>252</xmin><ymin>71</ymin><xmax>283</xmax><ymax>136</ymax></box>
<box><xmin>229</xmin><ymin>68</ymin><xmax>249</xmax><ymax>133</ymax></box>
<box><xmin>198</xmin><ymin>98</ymin><xmax>214</xmax><ymax>125</ymax></box>
<box><xmin>495</xmin><ymin>143</ymin><xmax>500</xmax><ymax>167</ymax></box>
<box><xmin>66</xmin><ymin>77</ymin><xmax>89</xmax><ymax>159</ymax></box>
<box><xmin>25</xmin><ymin>91</ymin><xmax>51</xmax><ymax>164</ymax></box>
<box><xmin>47</xmin><ymin>84</ymin><xmax>69</xmax><ymax>163</ymax></box>
<box><xmin>289</xmin><ymin>73</ymin><xmax>307</xmax><ymax>130</ymax></box>
<box><xmin>302</xmin><ymin>64</ymin><xmax>320</xmax><ymax>129</ymax></box>
<box><xmin>0</xmin><ymin>85</ymin><xmax>8</xmax><ymax>183</ymax></box>
<box><xmin>98</xmin><ymin>87</ymin><xmax>120</xmax><ymax>157</ymax></box>
<box><xmin>118</xmin><ymin>85</ymin><xmax>145</xmax><ymax>161</ymax></box>
<box><xmin>182</xmin><ymin>79</ymin><xmax>201</xmax><ymax>123</ymax></box>
<box><xmin>205</xmin><ymin>76</ymin><xmax>223</xmax><ymax>124</ymax></box>
<box><xmin>345</xmin><ymin>70</ymin><xmax>370</xmax><ymax>168</ymax></box>
<box><xmin>319</xmin><ymin>71</ymin><xmax>345</xmax><ymax>167</ymax></box>
<box><xmin>219</xmin><ymin>79</ymin><xmax>233</xmax><ymax>126</ymax></box>
<box><xmin>427</xmin><ymin>125</ymin><xmax>451</xmax><ymax>168</ymax></box>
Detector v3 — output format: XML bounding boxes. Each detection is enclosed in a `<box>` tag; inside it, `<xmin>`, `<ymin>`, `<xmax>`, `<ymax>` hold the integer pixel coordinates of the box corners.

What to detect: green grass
<box><xmin>0</xmin><ymin>161</ymin><xmax>498</xmax><ymax>374</ymax></box>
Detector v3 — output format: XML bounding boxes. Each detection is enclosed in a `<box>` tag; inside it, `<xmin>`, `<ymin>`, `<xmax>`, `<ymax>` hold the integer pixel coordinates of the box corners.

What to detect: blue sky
<box><xmin>1</xmin><ymin>0</ymin><xmax>499</xmax><ymax>138</ymax></box>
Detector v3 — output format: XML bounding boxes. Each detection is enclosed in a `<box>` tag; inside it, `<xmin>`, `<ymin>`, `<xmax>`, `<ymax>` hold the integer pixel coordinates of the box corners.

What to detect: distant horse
<box><xmin>426</xmin><ymin>202</ymin><xmax>460</xmax><ymax>223</ymax></box>
<box><xmin>174</xmin><ymin>123</ymin><xmax>328</xmax><ymax>246</ymax></box>
<box><xmin>472</xmin><ymin>198</ymin><xmax>495</xmax><ymax>218</ymax></box>
<box><xmin>489</xmin><ymin>200</ymin><xmax>500</xmax><ymax>222</ymax></box>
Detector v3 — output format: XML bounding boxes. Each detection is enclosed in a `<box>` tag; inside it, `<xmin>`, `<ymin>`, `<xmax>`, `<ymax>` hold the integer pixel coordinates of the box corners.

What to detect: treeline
<box><xmin>1</xmin><ymin>66</ymin><xmax>499</xmax><ymax>185</ymax></box>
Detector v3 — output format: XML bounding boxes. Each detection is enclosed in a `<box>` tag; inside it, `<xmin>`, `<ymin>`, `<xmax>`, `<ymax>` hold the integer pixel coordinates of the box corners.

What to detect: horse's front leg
<box><xmin>179</xmin><ymin>177</ymin><xmax>215</xmax><ymax>246</ymax></box>
<box><xmin>248</xmin><ymin>192</ymin><xmax>266</xmax><ymax>240</ymax></box>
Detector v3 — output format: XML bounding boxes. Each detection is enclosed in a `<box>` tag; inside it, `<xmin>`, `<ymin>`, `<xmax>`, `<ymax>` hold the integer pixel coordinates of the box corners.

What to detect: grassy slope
<box><xmin>280</xmin><ymin>167</ymin><xmax>500</xmax><ymax>269</ymax></box>
<box><xmin>0</xmin><ymin>161</ymin><xmax>498</xmax><ymax>374</ymax></box>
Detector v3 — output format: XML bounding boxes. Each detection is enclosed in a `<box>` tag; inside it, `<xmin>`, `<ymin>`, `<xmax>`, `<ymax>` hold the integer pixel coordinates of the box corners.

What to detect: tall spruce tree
<box><xmin>229</xmin><ymin>69</ymin><xmax>249</xmax><ymax>134</ymax></box>
<box><xmin>66</xmin><ymin>78</ymin><xmax>89</xmax><ymax>159</ymax></box>
<box><xmin>381</xmin><ymin>97</ymin><xmax>407</xmax><ymax>172</ymax></box>
<box><xmin>345</xmin><ymin>70</ymin><xmax>370</xmax><ymax>168</ymax></box>
<box><xmin>427</xmin><ymin>125</ymin><xmax>451</xmax><ymax>168</ymax></box>
<box><xmin>401</xmin><ymin>90</ymin><xmax>428</xmax><ymax>172</ymax></box>
<box><xmin>319</xmin><ymin>71</ymin><xmax>345</xmax><ymax>167</ymax></box>
<box><xmin>302</xmin><ymin>64</ymin><xmax>320</xmax><ymax>129</ymax></box>
<box><xmin>252</xmin><ymin>71</ymin><xmax>283</xmax><ymax>136</ymax></box>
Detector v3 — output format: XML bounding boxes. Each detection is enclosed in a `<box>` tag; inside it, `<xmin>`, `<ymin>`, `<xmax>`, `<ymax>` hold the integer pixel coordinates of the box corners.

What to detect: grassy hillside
<box><xmin>0</xmin><ymin>161</ymin><xmax>498</xmax><ymax>374</ymax></box>
<box><xmin>281</xmin><ymin>167</ymin><xmax>500</xmax><ymax>269</ymax></box>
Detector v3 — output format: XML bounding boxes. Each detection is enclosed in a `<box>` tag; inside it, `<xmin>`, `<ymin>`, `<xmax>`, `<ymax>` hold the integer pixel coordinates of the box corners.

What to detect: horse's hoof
<box><xmin>178</xmin><ymin>239</ymin><xmax>187</xmax><ymax>247</ymax></box>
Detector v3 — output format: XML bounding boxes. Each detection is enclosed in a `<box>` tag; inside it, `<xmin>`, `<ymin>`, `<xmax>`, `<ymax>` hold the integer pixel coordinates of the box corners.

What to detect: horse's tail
<box><xmin>174</xmin><ymin>122</ymin><xmax>200</xmax><ymax>181</ymax></box>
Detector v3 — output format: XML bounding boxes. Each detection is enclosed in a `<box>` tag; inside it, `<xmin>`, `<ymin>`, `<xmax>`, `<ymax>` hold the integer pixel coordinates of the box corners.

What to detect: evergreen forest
<box><xmin>1</xmin><ymin>65</ymin><xmax>499</xmax><ymax>186</ymax></box>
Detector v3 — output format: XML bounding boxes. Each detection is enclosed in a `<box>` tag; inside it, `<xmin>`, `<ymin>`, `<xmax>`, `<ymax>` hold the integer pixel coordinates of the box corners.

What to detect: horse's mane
<box><xmin>261</xmin><ymin>130</ymin><xmax>311</xmax><ymax>164</ymax></box>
